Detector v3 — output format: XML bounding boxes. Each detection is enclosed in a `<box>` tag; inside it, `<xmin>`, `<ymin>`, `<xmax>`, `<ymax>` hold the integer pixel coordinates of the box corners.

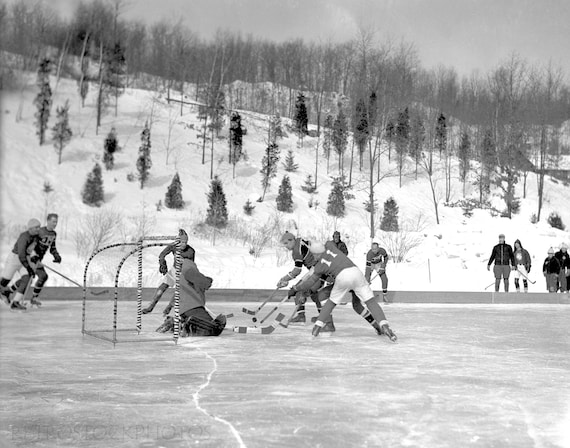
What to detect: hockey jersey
<box><xmin>35</xmin><ymin>226</ymin><xmax>61</xmax><ymax>261</ymax></box>
<box><xmin>11</xmin><ymin>230</ymin><xmax>38</xmax><ymax>270</ymax></box>
<box><xmin>296</xmin><ymin>241</ymin><xmax>354</xmax><ymax>292</ymax></box>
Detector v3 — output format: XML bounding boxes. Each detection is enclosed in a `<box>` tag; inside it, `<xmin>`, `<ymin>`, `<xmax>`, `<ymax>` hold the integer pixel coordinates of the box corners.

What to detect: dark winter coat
<box><xmin>513</xmin><ymin>239</ymin><xmax>532</xmax><ymax>272</ymax></box>
<box><xmin>11</xmin><ymin>230</ymin><xmax>37</xmax><ymax>271</ymax></box>
<box><xmin>488</xmin><ymin>243</ymin><xmax>515</xmax><ymax>267</ymax></box>
<box><xmin>332</xmin><ymin>239</ymin><xmax>348</xmax><ymax>256</ymax></box>
<box><xmin>554</xmin><ymin>249</ymin><xmax>570</xmax><ymax>270</ymax></box>
<box><xmin>543</xmin><ymin>256</ymin><xmax>561</xmax><ymax>275</ymax></box>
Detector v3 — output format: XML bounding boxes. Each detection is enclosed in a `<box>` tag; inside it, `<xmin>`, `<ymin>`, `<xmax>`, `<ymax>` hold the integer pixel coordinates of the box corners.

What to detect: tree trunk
<box><xmin>96</xmin><ymin>43</ymin><xmax>104</xmax><ymax>135</ymax></box>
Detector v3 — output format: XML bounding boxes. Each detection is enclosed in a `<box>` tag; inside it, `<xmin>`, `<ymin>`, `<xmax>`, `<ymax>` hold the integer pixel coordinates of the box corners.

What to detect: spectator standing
<box><xmin>554</xmin><ymin>243</ymin><xmax>569</xmax><ymax>293</ymax></box>
<box><xmin>487</xmin><ymin>233</ymin><xmax>515</xmax><ymax>292</ymax></box>
<box><xmin>513</xmin><ymin>239</ymin><xmax>532</xmax><ymax>292</ymax></box>
<box><xmin>543</xmin><ymin>248</ymin><xmax>561</xmax><ymax>293</ymax></box>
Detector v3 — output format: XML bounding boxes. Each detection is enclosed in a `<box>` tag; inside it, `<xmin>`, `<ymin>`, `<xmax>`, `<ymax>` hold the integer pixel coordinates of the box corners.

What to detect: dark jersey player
<box><xmin>364</xmin><ymin>243</ymin><xmax>389</xmax><ymax>302</ymax></box>
<box><xmin>276</xmin><ymin>232</ymin><xmax>331</xmax><ymax>327</ymax></box>
<box><xmin>142</xmin><ymin>229</ymin><xmax>196</xmax><ymax>315</ymax></box>
<box><xmin>291</xmin><ymin>241</ymin><xmax>397</xmax><ymax>341</ymax></box>
<box><xmin>27</xmin><ymin>213</ymin><xmax>62</xmax><ymax>306</ymax></box>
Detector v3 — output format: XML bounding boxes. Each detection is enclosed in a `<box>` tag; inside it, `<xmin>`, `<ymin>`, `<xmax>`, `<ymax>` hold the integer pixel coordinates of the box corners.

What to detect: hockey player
<box><xmin>276</xmin><ymin>232</ymin><xmax>332</xmax><ymax>327</ymax></box>
<box><xmin>554</xmin><ymin>243</ymin><xmax>569</xmax><ymax>292</ymax></box>
<box><xmin>543</xmin><ymin>248</ymin><xmax>561</xmax><ymax>293</ymax></box>
<box><xmin>513</xmin><ymin>239</ymin><xmax>532</xmax><ymax>292</ymax></box>
<box><xmin>0</xmin><ymin>218</ymin><xmax>42</xmax><ymax>310</ymax></box>
<box><xmin>364</xmin><ymin>242</ymin><xmax>389</xmax><ymax>302</ymax></box>
<box><xmin>155</xmin><ymin>258</ymin><xmax>225</xmax><ymax>337</ymax></box>
<box><xmin>26</xmin><ymin>213</ymin><xmax>63</xmax><ymax>306</ymax></box>
<box><xmin>142</xmin><ymin>229</ymin><xmax>195</xmax><ymax>314</ymax></box>
<box><xmin>291</xmin><ymin>241</ymin><xmax>397</xmax><ymax>340</ymax></box>
<box><xmin>332</xmin><ymin>231</ymin><xmax>348</xmax><ymax>255</ymax></box>
<box><xmin>487</xmin><ymin>233</ymin><xmax>515</xmax><ymax>292</ymax></box>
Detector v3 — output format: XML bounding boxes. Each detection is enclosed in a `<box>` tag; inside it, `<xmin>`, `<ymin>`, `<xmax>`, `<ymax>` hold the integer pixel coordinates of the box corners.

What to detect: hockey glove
<box><xmin>30</xmin><ymin>255</ymin><xmax>40</xmax><ymax>263</ymax></box>
<box><xmin>53</xmin><ymin>254</ymin><xmax>62</xmax><ymax>264</ymax></box>
<box><xmin>159</xmin><ymin>261</ymin><xmax>168</xmax><ymax>275</ymax></box>
<box><xmin>276</xmin><ymin>277</ymin><xmax>289</xmax><ymax>288</ymax></box>
<box><xmin>142</xmin><ymin>305</ymin><xmax>154</xmax><ymax>314</ymax></box>
<box><xmin>527</xmin><ymin>265</ymin><xmax>531</xmax><ymax>273</ymax></box>
<box><xmin>287</xmin><ymin>287</ymin><xmax>298</xmax><ymax>298</ymax></box>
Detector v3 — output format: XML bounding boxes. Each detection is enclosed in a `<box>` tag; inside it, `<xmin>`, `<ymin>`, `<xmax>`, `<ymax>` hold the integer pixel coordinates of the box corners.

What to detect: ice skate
<box><xmin>382</xmin><ymin>293</ymin><xmax>390</xmax><ymax>304</ymax></box>
<box><xmin>321</xmin><ymin>321</ymin><xmax>335</xmax><ymax>332</ymax></box>
<box><xmin>155</xmin><ymin>316</ymin><xmax>174</xmax><ymax>333</ymax></box>
<box><xmin>1</xmin><ymin>288</ymin><xmax>11</xmax><ymax>306</ymax></box>
<box><xmin>380</xmin><ymin>324</ymin><xmax>397</xmax><ymax>342</ymax></box>
<box><xmin>288</xmin><ymin>313</ymin><xmax>306</xmax><ymax>325</ymax></box>
<box><xmin>30</xmin><ymin>297</ymin><xmax>42</xmax><ymax>307</ymax></box>
<box><xmin>10</xmin><ymin>301</ymin><xmax>27</xmax><ymax>312</ymax></box>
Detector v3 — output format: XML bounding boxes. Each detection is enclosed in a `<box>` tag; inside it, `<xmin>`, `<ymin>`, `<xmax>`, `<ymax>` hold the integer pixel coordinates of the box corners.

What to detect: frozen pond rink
<box><xmin>1</xmin><ymin>300</ymin><xmax>569</xmax><ymax>448</ymax></box>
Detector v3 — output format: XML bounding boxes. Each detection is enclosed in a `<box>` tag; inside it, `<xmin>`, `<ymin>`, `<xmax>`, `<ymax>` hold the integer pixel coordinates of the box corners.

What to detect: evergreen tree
<box><xmin>259</xmin><ymin>142</ymin><xmax>280</xmax><ymax>201</ymax></box>
<box><xmin>136</xmin><ymin>121</ymin><xmax>152</xmax><ymax>189</ymax></box>
<box><xmin>206</xmin><ymin>175</ymin><xmax>228</xmax><ymax>228</ymax></box>
<box><xmin>283</xmin><ymin>149</ymin><xmax>299</xmax><ymax>172</ymax></box>
<box><xmin>34</xmin><ymin>58</ymin><xmax>52</xmax><ymax>146</ymax></box>
<box><xmin>243</xmin><ymin>199</ymin><xmax>255</xmax><ymax>216</ymax></box>
<box><xmin>332</xmin><ymin>109</ymin><xmax>348</xmax><ymax>172</ymax></box>
<box><xmin>435</xmin><ymin>113</ymin><xmax>447</xmax><ymax>156</ymax></box>
<box><xmin>293</xmin><ymin>92</ymin><xmax>308</xmax><ymax>136</ymax></box>
<box><xmin>165</xmin><ymin>172</ymin><xmax>184</xmax><ymax>209</ymax></box>
<box><xmin>458</xmin><ymin>130</ymin><xmax>471</xmax><ymax>195</ymax></box>
<box><xmin>268</xmin><ymin>113</ymin><xmax>283</xmax><ymax>145</ymax></box>
<box><xmin>368</xmin><ymin>91</ymin><xmax>378</xmax><ymax>129</ymax></box>
<box><xmin>229</xmin><ymin>111</ymin><xmax>244</xmax><ymax>165</ymax></box>
<box><xmin>51</xmin><ymin>100</ymin><xmax>72</xmax><ymax>164</ymax></box>
<box><xmin>353</xmin><ymin>97</ymin><xmax>369</xmax><ymax>170</ymax></box>
<box><xmin>301</xmin><ymin>174</ymin><xmax>317</xmax><ymax>193</ymax></box>
<box><xmin>105</xmin><ymin>41</ymin><xmax>126</xmax><ymax>116</ymax></box>
<box><xmin>276</xmin><ymin>175</ymin><xmax>293</xmax><ymax>212</ymax></box>
<box><xmin>327</xmin><ymin>176</ymin><xmax>347</xmax><ymax>217</ymax></box>
<box><xmin>103</xmin><ymin>127</ymin><xmax>119</xmax><ymax>170</ymax></box>
<box><xmin>82</xmin><ymin>163</ymin><xmax>104</xmax><ymax>207</ymax></box>
<box><xmin>380</xmin><ymin>197</ymin><xmax>399</xmax><ymax>232</ymax></box>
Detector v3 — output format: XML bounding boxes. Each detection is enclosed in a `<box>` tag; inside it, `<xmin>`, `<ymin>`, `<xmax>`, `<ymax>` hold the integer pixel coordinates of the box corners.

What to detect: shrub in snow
<box><xmin>165</xmin><ymin>172</ymin><xmax>184</xmax><ymax>209</ymax></box>
<box><xmin>547</xmin><ymin>212</ymin><xmax>566</xmax><ymax>231</ymax></box>
<box><xmin>82</xmin><ymin>163</ymin><xmax>104</xmax><ymax>207</ymax></box>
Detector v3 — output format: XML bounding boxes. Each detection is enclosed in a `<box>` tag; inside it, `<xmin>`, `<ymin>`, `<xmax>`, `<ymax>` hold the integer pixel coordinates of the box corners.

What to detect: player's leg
<box><xmin>289</xmin><ymin>292</ymin><xmax>307</xmax><ymax>324</ymax></box>
<box><xmin>1</xmin><ymin>253</ymin><xmax>23</xmax><ymax>302</ymax></box>
<box><xmin>351</xmin><ymin>291</ymin><xmax>382</xmax><ymax>335</ymax></box>
<box><xmin>30</xmin><ymin>266</ymin><xmax>48</xmax><ymax>306</ymax></box>
<box><xmin>312</xmin><ymin>278</ymin><xmax>349</xmax><ymax>336</ymax></box>
<box><xmin>9</xmin><ymin>274</ymin><xmax>32</xmax><ymax>311</ymax></box>
<box><xmin>313</xmin><ymin>284</ymin><xmax>334</xmax><ymax>331</ymax></box>
<box><xmin>143</xmin><ymin>282</ymin><xmax>169</xmax><ymax>314</ymax></box>
<box><xmin>503</xmin><ymin>266</ymin><xmax>510</xmax><ymax>292</ymax></box>
<box><xmin>514</xmin><ymin>268</ymin><xmax>520</xmax><ymax>292</ymax></box>
<box><xmin>493</xmin><ymin>265</ymin><xmax>501</xmax><ymax>292</ymax></box>
<box><xmin>379</xmin><ymin>271</ymin><xmax>388</xmax><ymax>302</ymax></box>
<box><xmin>181</xmin><ymin>307</ymin><xmax>225</xmax><ymax>336</ymax></box>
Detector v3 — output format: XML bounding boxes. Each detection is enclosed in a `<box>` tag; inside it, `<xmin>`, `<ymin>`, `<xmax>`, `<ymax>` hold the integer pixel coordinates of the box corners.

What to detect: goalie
<box><xmin>145</xmin><ymin>257</ymin><xmax>226</xmax><ymax>337</ymax></box>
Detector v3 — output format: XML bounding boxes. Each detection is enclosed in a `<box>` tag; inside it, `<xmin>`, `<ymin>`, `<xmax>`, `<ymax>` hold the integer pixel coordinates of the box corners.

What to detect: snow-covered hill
<box><xmin>1</xmin><ymin>71</ymin><xmax>569</xmax><ymax>292</ymax></box>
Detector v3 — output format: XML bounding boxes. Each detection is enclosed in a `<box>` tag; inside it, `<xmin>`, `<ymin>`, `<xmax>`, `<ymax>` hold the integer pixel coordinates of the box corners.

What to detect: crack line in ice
<box><xmin>192</xmin><ymin>348</ymin><xmax>247</xmax><ymax>448</ymax></box>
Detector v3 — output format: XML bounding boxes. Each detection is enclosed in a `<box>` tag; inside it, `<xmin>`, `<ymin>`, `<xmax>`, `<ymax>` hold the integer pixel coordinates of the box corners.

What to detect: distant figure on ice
<box><xmin>543</xmin><ymin>248</ymin><xmax>561</xmax><ymax>293</ymax></box>
<box><xmin>290</xmin><ymin>241</ymin><xmax>397</xmax><ymax>341</ymax></box>
<box><xmin>487</xmin><ymin>233</ymin><xmax>515</xmax><ymax>292</ymax></box>
<box><xmin>153</xmin><ymin>258</ymin><xmax>226</xmax><ymax>337</ymax></box>
<box><xmin>0</xmin><ymin>218</ymin><xmax>41</xmax><ymax>311</ymax></box>
<box><xmin>142</xmin><ymin>229</ymin><xmax>195</xmax><ymax>315</ymax></box>
<box><xmin>364</xmin><ymin>242</ymin><xmax>389</xmax><ymax>303</ymax></box>
<box><xmin>513</xmin><ymin>239</ymin><xmax>532</xmax><ymax>293</ymax></box>
<box><xmin>331</xmin><ymin>231</ymin><xmax>348</xmax><ymax>256</ymax></box>
<box><xmin>554</xmin><ymin>243</ymin><xmax>569</xmax><ymax>292</ymax></box>
<box><xmin>276</xmin><ymin>232</ymin><xmax>333</xmax><ymax>329</ymax></box>
<box><xmin>26</xmin><ymin>213</ymin><xmax>63</xmax><ymax>307</ymax></box>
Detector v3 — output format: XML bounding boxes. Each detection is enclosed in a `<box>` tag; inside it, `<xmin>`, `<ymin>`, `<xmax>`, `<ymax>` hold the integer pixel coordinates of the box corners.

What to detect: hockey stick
<box><xmin>484</xmin><ymin>281</ymin><xmax>495</xmax><ymax>291</ymax></box>
<box><xmin>241</xmin><ymin>287</ymin><xmax>281</xmax><ymax>316</ymax></box>
<box><xmin>233</xmin><ymin>313</ymin><xmax>286</xmax><ymax>334</ymax></box>
<box><xmin>259</xmin><ymin>295</ymin><xmax>292</xmax><ymax>324</ymax></box>
<box><xmin>516</xmin><ymin>268</ymin><xmax>536</xmax><ymax>284</ymax></box>
<box><xmin>43</xmin><ymin>265</ymin><xmax>109</xmax><ymax>296</ymax></box>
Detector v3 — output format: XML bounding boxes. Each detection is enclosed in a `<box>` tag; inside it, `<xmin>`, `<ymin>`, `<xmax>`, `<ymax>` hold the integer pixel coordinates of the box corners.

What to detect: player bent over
<box><xmin>0</xmin><ymin>218</ymin><xmax>42</xmax><ymax>311</ymax></box>
<box><xmin>142</xmin><ymin>229</ymin><xmax>195</xmax><ymax>314</ymax></box>
<box><xmin>149</xmin><ymin>258</ymin><xmax>225</xmax><ymax>337</ymax></box>
<box><xmin>277</xmin><ymin>232</ymin><xmax>331</xmax><ymax>326</ymax></box>
<box><xmin>291</xmin><ymin>241</ymin><xmax>397</xmax><ymax>341</ymax></box>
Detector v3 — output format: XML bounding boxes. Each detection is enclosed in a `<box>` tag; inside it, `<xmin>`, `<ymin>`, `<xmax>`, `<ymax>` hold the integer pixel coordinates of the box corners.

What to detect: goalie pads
<box><xmin>182</xmin><ymin>314</ymin><xmax>226</xmax><ymax>337</ymax></box>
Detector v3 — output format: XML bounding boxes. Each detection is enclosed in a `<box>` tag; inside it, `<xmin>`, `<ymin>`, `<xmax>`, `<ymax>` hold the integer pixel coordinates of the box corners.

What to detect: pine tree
<box><xmin>260</xmin><ymin>142</ymin><xmax>280</xmax><ymax>201</ymax></box>
<box><xmin>301</xmin><ymin>174</ymin><xmax>317</xmax><ymax>193</ymax></box>
<box><xmin>332</xmin><ymin>109</ymin><xmax>348</xmax><ymax>172</ymax></box>
<box><xmin>165</xmin><ymin>172</ymin><xmax>184</xmax><ymax>209</ymax></box>
<box><xmin>283</xmin><ymin>149</ymin><xmax>299</xmax><ymax>172</ymax></box>
<box><xmin>136</xmin><ymin>121</ymin><xmax>152</xmax><ymax>189</ymax></box>
<box><xmin>229</xmin><ymin>111</ymin><xmax>244</xmax><ymax>166</ymax></box>
<box><xmin>353</xmin><ymin>97</ymin><xmax>369</xmax><ymax>170</ymax></box>
<box><xmin>34</xmin><ymin>58</ymin><xmax>52</xmax><ymax>145</ymax></box>
<box><xmin>51</xmin><ymin>100</ymin><xmax>72</xmax><ymax>164</ymax></box>
<box><xmin>243</xmin><ymin>199</ymin><xmax>255</xmax><ymax>216</ymax></box>
<box><xmin>276</xmin><ymin>175</ymin><xmax>293</xmax><ymax>212</ymax></box>
<box><xmin>458</xmin><ymin>130</ymin><xmax>471</xmax><ymax>195</ymax></box>
<box><xmin>435</xmin><ymin>113</ymin><xmax>447</xmax><ymax>156</ymax></box>
<box><xmin>206</xmin><ymin>175</ymin><xmax>228</xmax><ymax>228</ymax></box>
<box><xmin>82</xmin><ymin>163</ymin><xmax>104</xmax><ymax>207</ymax></box>
<box><xmin>103</xmin><ymin>127</ymin><xmax>119</xmax><ymax>170</ymax></box>
<box><xmin>326</xmin><ymin>176</ymin><xmax>346</xmax><ymax>217</ymax></box>
<box><xmin>268</xmin><ymin>113</ymin><xmax>283</xmax><ymax>145</ymax></box>
<box><xmin>293</xmin><ymin>92</ymin><xmax>308</xmax><ymax>136</ymax></box>
<box><xmin>380</xmin><ymin>197</ymin><xmax>399</xmax><ymax>232</ymax></box>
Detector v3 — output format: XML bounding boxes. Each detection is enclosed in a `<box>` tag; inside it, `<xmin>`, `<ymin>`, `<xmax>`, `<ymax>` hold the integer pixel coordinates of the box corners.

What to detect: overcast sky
<box><xmin>29</xmin><ymin>0</ymin><xmax>570</xmax><ymax>77</ymax></box>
